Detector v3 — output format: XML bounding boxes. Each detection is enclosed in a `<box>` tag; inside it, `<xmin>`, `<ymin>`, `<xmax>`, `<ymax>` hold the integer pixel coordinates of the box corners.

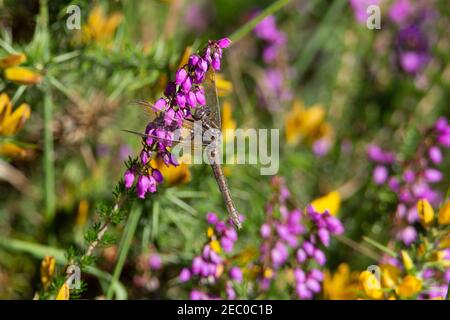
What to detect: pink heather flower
<box><xmin>350</xmin><ymin>0</ymin><xmax>380</xmax><ymax>24</ymax></box>
<box><xmin>152</xmin><ymin>169</ymin><xmax>163</xmax><ymax>183</ymax></box>
<box><xmin>226</xmin><ymin>282</ymin><xmax>236</xmax><ymax>300</ymax></box>
<box><xmin>260</xmin><ymin>223</ymin><xmax>271</xmax><ymax>238</ymax></box>
<box><xmin>312</xmin><ymin>138</ymin><xmax>331</xmax><ymax>157</ymax></box>
<box><xmin>179</xmin><ymin>268</ymin><xmax>191</xmax><ymax>282</ymax></box>
<box><xmin>428</xmin><ymin>146</ymin><xmax>442</xmax><ymax>164</ymax></box>
<box><xmin>318</xmin><ymin>228</ymin><xmax>330</xmax><ymax>247</ymax></box>
<box><xmin>149</xmin><ymin>254</ymin><xmax>162</xmax><ymax>270</ymax></box>
<box><xmin>217</xmin><ymin>38</ymin><xmax>232</xmax><ymax>49</ymax></box>
<box><xmin>424</xmin><ymin>168</ymin><xmax>443</xmax><ymax>183</ymax></box>
<box><xmin>313</xmin><ymin>249</ymin><xmax>326</xmax><ymax>265</ymax></box>
<box><xmin>294</xmin><ymin>268</ymin><xmax>306</xmax><ymax>283</ymax></box>
<box><xmin>296</xmin><ymin>248</ymin><xmax>307</xmax><ymax>263</ymax></box>
<box><xmin>195</xmin><ymin>89</ymin><xmax>206</xmax><ymax>105</ymax></box>
<box><xmin>373</xmin><ymin>165</ymin><xmax>388</xmax><ymax>185</ymax></box>
<box><xmin>136</xmin><ymin>175</ymin><xmax>150</xmax><ymax>199</ymax></box>
<box><xmin>175</xmin><ymin>68</ymin><xmax>188</xmax><ymax>85</ymax></box>
<box><xmin>389</xmin><ymin>0</ymin><xmax>414</xmax><ymax>25</ymax></box>
<box><xmin>306</xmin><ymin>278</ymin><xmax>321</xmax><ymax>293</ymax></box>
<box><xmin>398</xmin><ymin>226</ymin><xmax>417</xmax><ymax>245</ymax></box>
<box><xmin>229</xmin><ymin>267</ymin><xmax>243</xmax><ymax>283</ymax></box>
<box><xmin>206</xmin><ymin>212</ymin><xmax>219</xmax><ymax>225</ymax></box>
<box><xmin>124</xmin><ymin>170</ymin><xmax>135</xmax><ymax>189</ymax></box>
<box><xmin>153</xmin><ymin>98</ymin><xmax>167</xmax><ymax>111</ymax></box>
<box><xmin>296</xmin><ymin>283</ymin><xmax>312</xmax><ymax>299</ymax></box>
<box><xmin>310</xmin><ymin>269</ymin><xmax>324</xmax><ymax>282</ymax></box>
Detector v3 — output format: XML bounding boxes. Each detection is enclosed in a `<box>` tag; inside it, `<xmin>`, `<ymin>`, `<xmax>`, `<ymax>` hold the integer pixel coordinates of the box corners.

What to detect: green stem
<box><xmin>228</xmin><ymin>0</ymin><xmax>291</xmax><ymax>43</ymax></box>
<box><xmin>43</xmin><ymin>86</ymin><xmax>56</xmax><ymax>223</ymax></box>
<box><xmin>106</xmin><ymin>205</ymin><xmax>142</xmax><ymax>299</ymax></box>
<box><xmin>362</xmin><ymin>236</ymin><xmax>398</xmax><ymax>258</ymax></box>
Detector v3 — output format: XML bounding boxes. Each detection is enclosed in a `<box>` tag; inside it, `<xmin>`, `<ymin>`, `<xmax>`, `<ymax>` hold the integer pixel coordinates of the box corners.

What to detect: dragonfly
<box><xmin>125</xmin><ymin>69</ymin><xmax>242</xmax><ymax>229</ymax></box>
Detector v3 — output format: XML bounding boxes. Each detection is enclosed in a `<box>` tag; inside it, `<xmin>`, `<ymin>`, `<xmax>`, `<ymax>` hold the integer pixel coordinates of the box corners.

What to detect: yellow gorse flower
<box><xmin>417</xmin><ymin>198</ymin><xmax>434</xmax><ymax>226</ymax></box>
<box><xmin>323</xmin><ymin>263</ymin><xmax>359</xmax><ymax>300</ymax></box>
<box><xmin>222</xmin><ymin>101</ymin><xmax>237</xmax><ymax>143</ymax></box>
<box><xmin>359</xmin><ymin>270</ymin><xmax>383</xmax><ymax>300</ymax></box>
<box><xmin>310</xmin><ymin>191</ymin><xmax>341</xmax><ymax>216</ymax></box>
<box><xmin>4</xmin><ymin>66</ymin><xmax>42</xmax><ymax>85</ymax></box>
<box><xmin>40</xmin><ymin>256</ymin><xmax>56</xmax><ymax>288</ymax></box>
<box><xmin>438</xmin><ymin>200</ymin><xmax>450</xmax><ymax>225</ymax></box>
<box><xmin>215</xmin><ymin>74</ymin><xmax>233</xmax><ymax>97</ymax></box>
<box><xmin>55</xmin><ymin>282</ymin><xmax>70</xmax><ymax>300</ymax></box>
<box><xmin>77</xmin><ymin>5</ymin><xmax>122</xmax><ymax>46</ymax></box>
<box><xmin>0</xmin><ymin>93</ymin><xmax>31</xmax><ymax>136</ymax></box>
<box><xmin>150</xmin><ymin>156</ymin><xmax>191</xmax><ymax>186</ymax></box>
<box><xmin>401</xmin><ymin>250</ymin><xmax>415</xmax><ymax>271</ymax></box>
<box><xmin>76</xmin><ymin>200</ymin><xmax>89</xmax><ymax>226</ymax></box>
<box><xmin>380</xmin><ymin>264</ymin><xmax>401</xmax><ymax>288</ymax></box>
<box><xmin>285</xmin><ymin>99</ymin><xmax>333</xmax><ymax>146</ymax></box>
<box><xmin>210</xmin><ymin>239</ymin><xmax>221</xmax><ymax>253</ymax></box>
<box><xmin>0</xmin><ymin>53</ymin><xmax>26</xmax><ymax>68</ymax></box>
<box><xmin>395</xmin><ymin>275</ymin><xmax>422</xmax><ymax>298</ymax></box>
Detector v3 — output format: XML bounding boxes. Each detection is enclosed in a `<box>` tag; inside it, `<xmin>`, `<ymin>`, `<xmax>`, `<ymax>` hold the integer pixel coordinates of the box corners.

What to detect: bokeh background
<box><xmin>0</xmin><ymin>0</ymin><xmax>449</xmax><ymax>300</ymax></box>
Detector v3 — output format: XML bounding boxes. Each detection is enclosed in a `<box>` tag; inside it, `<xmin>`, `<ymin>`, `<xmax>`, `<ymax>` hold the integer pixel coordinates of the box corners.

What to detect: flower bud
<box><xmin>417</xmin><ymin>198</ymin><xmax>434</xmax><ymax>226</ymax></box>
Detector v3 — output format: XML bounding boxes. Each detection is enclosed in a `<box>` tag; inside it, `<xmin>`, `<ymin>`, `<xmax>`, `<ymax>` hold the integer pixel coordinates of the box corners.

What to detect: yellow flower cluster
<box><xmin>284</xmin><ymin>99</ymin><xmax>333</xmax><ymax>147</ymax></box>
<box><xmin>0</xmin><ymin>53</ymin><xmax>42</xmax><ymax>85</ymax></box>
<box><xmin>75</xmin><ymin>5</ymin><xmax>122</xmax><ymax>47</ymax></box>
<box><xmin>0</xmin><ymin>93</ymin><xmax>31</xmax><ymax>158</ymax></box>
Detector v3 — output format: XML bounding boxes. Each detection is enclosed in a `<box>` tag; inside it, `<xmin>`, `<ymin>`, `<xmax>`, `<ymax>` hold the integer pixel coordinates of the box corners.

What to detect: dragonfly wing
<box><xmin>202</xmin><ymin>68</ymin><xmax>221</xmax><ymax>129</ymax></box>
<box><xmin>122</xmin><ymin>129</ymin><xmax>208</xmax><ymax>148</ymax></box>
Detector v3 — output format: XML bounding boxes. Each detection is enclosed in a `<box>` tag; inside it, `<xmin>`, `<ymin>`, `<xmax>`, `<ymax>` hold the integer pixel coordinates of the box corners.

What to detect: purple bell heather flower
<box><xmin>312</xmin><ymin>138</ymin><xmax>331</xmax><ymax>157</ymax></box>
<box><xmin>325</xmin><ymin>216</ymin><xmax>344</xmax><ymax>234</ymax></box>
<box><xmin>124</xmin><ymin>169</ymin><xmax>135</xmax><ymax>189</ymax></box>
<box><xmin>262</xmin><ymin>45</ymin><xmax>279</xmax><ymax>63</ymax></box>
<box><xmin>424</xmin><ymin>168</ymin><xmax>443</xmax><ymax>183</ymax></box>
<box><xmin>136</xmin><ymin>175</ymin><xmax>150</xmax><ymax>199</ymax></box>
<box><xmin>349</xmin><ymin>0</ymin><xmax>380</xmax><ymax>24</ymax></box>
<box><xmin>221</xmin><ymin>237</ymin><xmax>234</xmax><ymax>253</ymax></box>
<box><xmin>195</xmin><ymin>89</ymin><xmax>206</xmax><ymax>105</ymax></box>
<box><xmin>428</xmin><ymin>146</ymin><xmax>442</xmax><ymax>164</ymax></box>
<box><xmin>318</xmin><ymin>228</ymin><xmax>330</xmax><ymax>247</ymax></box>
<box><xmin>186</xmin><ymin>91</ymin><xmax>197</xmax><ymax>107</ymax></box>
<box><xmin>164</xmin><ymin>81</ymin><xmax>176</xmax><ymax>97</ymax></box>
<box><xmin>313</xmin><ymin>249</ymin><xmax>326</xmax><ymax>265</ymax></box>
<box><xmin>192</xmin><ymin>256</ymin><xmax>203</xmax><ymax>275</ymax></box>
<box><xmin>305</xmin><ymin>278</ymin><xmax>321</xmax><ymax>293</ymax></box>
<box><xmin>190</xmin><ymin>290</ymin><xmax>205</xmax><ymax>300</ymax></box>
<box><xmin>373</xmin><ymin>165</ymin><xmax>388</xmax><ymax>185</ymax></box>
<box><xmin>206</xmin><ymin>212</ymin><xmax>219</xmax><ymax>225</ymax></box>
<box><xmin>303</xmin><ymin>241</ymin><xmax>315</xmax><ymax>256</ymax></box>
<box><xmin>229</xmin><ymin>267</ymin><xmax>243</xmax><ymax>283</ymax></box>
<box><xmin>438</xmin><ymin>133</ymin><xmax>450</xmax><ymax>147</ymax></box>
<box><xmin>296</xmin><ymin>283</ymin><xmax>312</xmax><ymax>299</ymax></box>
<box><xmin>435</xmin><ymin>117</ymin><xmax>448</xmax><ymax>132</ymax></box>
<box><xmin>149</xmin><ymin>254</ymin><xmax>162</xmax><ymax>270</ymax></box>
<box><xmin>189</xmin><ymin>54</ymin><xmax>200</xmax><ymax>67</ymax></box>
<box><xmin>181</xmin><ymin>76</ymin><xmax>192</xmax><ymax>93</ymax></box>
<box><xmin>403</xmin><ymin>169</ymin><xmax>415</xmax><ymax>183</ymax></box>
<box><xmin>198</xmin><ymin>58</ymin><xmax>208</xmax><ymax>72</ymax></box>
<box><xmin>211</xmin><ymin>56</ymin><xmax>221</xmax><ymax>71</ymax></box>
<box><xmin>164</xmin><ymin>108</ymin><xmax>175</xmax><ymax>126</ymax></box>
<box><xmin>153</xmin><ymin>98</ymin><xmax>167</xmax><ymax>112</ymax></box>
<box><xmin>152</xmin><ymin>169</ymin><xmax>164</xmax><ymax>183</ymax></box>
<box><xmin>175</xmin><ymin>92</ymin><xmax>187</xmax><ymax>108</ymax></box>
<box><xmin>388</xmin><ymin>177</ymin><xmax>400</xmax><ymax>191</ymax></box>
<box><xmin>397</xmin><ymin>226</ymin><xmax>417</xmax><ymax>245</ymax></box>
<box><xmin>179</xmin><ymin>268</ymin><xmax>191</xmax><ymax>282</ymax></box>
<box><xmin>225</xmin><ymin>228</ymin><xmax>238</xmax><ymax>242</ymax></box>
<box><xmin>294</xmin><ymin>268</ymin><xmax>306</xmax><ymax>283</ymax></box>
<box><xmin>260</xmin><ymin>223</ymin><xmax>271</xmax><ymax>238</ymax></box>
<box><xmin>175</xmin><ymin>68</ymin><xmax>188</xmax><ymax>85</ymax></box>
<box><xmin>118</xmin><ymin>144</ymin><xmax>132</xmax><ymax>160</ymax></box>
<box><xmin>389</xmin><ymin>0</ymin><xmax>414</xmax><ymax>25</ymax></box>
<box><xmin>148</xmin><ymin>175</ymin><xmax>157</xmax><ymax>193</ymax></box>
<box><xmin>271</xmin><ymin>242</ymin><xmax>288</xmax><ymax>268</ymax></box>
<box><xmin>309</xmin><ymin>269</ymin><xmax>324</xmax><ymax>282</ymax></box>
<box><xmin>226</xmin><ymin>282</ymin><xmax>236</xmax><ymax>300</ymax></box>
<box><xmin>216</xmin><ymin>38</ymin><xmax>232</xmax><ymax>49</ymax></box>
<box><xmin>140</xmin><ymin>150</ymin><xmax>150</xmax><ymax>165</ymax></box>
